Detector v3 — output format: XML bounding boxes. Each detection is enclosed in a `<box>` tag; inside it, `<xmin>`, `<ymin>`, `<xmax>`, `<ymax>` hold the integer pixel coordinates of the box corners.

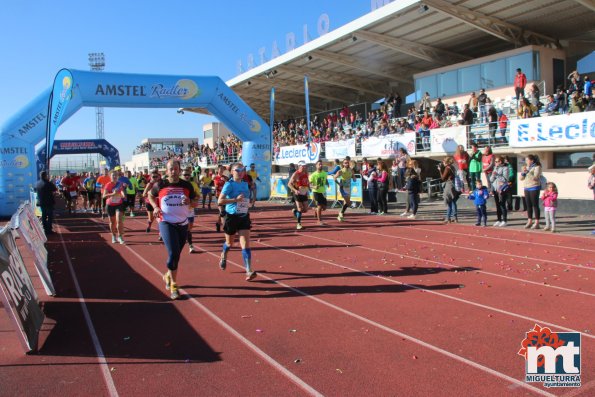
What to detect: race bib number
<box><xmin>110</xmin><ymin>196</ymin><xmax>122</xmax><ymax>205</ymax></box>
<box><xmin>298</xmin><ymin>186</ymin><xmax>309</xmax><ymax>195</ymax></box>
<box><xmin>236</xmin><ymin>198</ymin><xmax>250</xmax><ymax>214</ymax></box>
<box><xmin>69</xmin><ymin>191</ymin><xmax>77</xmax><ymax>197</ymax></box>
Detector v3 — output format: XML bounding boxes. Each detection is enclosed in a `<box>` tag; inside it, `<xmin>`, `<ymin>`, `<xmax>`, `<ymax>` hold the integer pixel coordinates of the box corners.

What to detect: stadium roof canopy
<box><xmin>191</xmin><ymin>0</ymin><xmax>595</xmax><ymax>120</ymax></box>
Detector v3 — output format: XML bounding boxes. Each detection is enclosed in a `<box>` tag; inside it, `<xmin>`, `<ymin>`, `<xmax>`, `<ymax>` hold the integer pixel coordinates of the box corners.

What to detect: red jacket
<box><xmin>514</xmin><ymin>73</ymin><xmax>527</xmax><ymax>89</ymax></box>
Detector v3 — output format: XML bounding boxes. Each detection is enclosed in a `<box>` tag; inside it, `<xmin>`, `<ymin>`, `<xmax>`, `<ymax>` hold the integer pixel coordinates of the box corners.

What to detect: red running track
<box><xmin>0</xmin><ymin>203</ymin><xmax>593</xmax><ymax>396</ymax></box>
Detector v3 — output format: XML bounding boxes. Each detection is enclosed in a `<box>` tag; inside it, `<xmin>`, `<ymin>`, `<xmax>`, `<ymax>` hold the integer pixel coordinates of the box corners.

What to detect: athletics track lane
<box><xmin>1</xmin><ymin>205</ymin><xmax>592</xmax><ymax>396</ymax></box>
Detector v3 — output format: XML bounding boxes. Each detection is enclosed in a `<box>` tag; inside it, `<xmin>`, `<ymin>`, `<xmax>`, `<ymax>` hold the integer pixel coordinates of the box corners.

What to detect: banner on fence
<box><xmin>270</xmin><ymin>176</ymin><xmax>289</xmax><ymax>199</ymax></box>
<box><xmin>0</xmin><ymin>226</ymin><xmax>45</xmax><ymax>352</ymax></box>
<box><xmin>361</xmin><ymin>133</ymin><xmax>416</xmax><ymax>158</ymax></box>
<box><xmin>325</xmin><ymin>138</ymin><xmax>356</xmax><ymax>160</ymax></box>
<box><xmin>430</xmin><ymin>126</ymin><xmax>467</xmax><ymax>153</ymax></box>
<box><xmin>275</xmin><ymin>143</ymin><xmax>321</xmax><ymax>165</ymax></box>
<box><xmin>509</xmin><ymin>112</ymin><xmax>595</xmax><ymax>148</ymax></box>
<box><xmin>13</xmin><ymin>203</ymin><xmax>54</xmax><ymax>296</ymax></box>
<box><xmin>326</xmin><ymin>176</ymin><xmax>337</xmax><ymax>201</ymax></box>
<box><xmin>336</xmin><ymin>176</ymin><xmax>363</xmax><ymax>203</ymax></box>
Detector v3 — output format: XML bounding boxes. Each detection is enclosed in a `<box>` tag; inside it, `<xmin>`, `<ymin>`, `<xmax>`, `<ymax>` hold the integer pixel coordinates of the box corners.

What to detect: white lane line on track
<box><xmin>354</xmin><ymin>228</ymin><xmax>594</xmax><ymax>271</ymax></box>
<box><xmin>312</xmin><ymin>226</ymin><xmax>595</xmax><ymax>298</ymax></box>
<box><xmin>98</xmin><ymin>219</ymin><xmax>323</xmax><ymax>397</ymax></box>
<box><xmin>182</xmin><ymin>230</ymin><xmax>556</xmax><ymax>397</ymax></box>
<box><xmin>244</xmin><ymin>226</ymin><xmax>595</xmax><ymax>340</ymax></box>
<box><xmin>399</xmin><ymin>224</ymin><xmax>595</xmax><ymax>253</ymax></box>
<box><xmin>56</xmin><ymin>224</ymin><xmax>119</xmax><ymax>397</ymax></box>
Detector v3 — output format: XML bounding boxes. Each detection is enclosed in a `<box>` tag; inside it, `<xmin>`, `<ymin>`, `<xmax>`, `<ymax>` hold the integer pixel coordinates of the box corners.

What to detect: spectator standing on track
<box><xmin>402</xmin><ymin>163</ymin><xmax>421</xmax><ymax>219</ymax></box>
<box><xmin>482</xmin><ymin>146</ymin><xmax>495</xmax><ymax>191</ymax></box>
<box><xmin>468</xmin><ymin>180</ymin><xmax>489</xmax><ymax>227</ymax></box>
<box><xmin>514</xmin><ymin>68</ymin><xmax>527</xmax><ymax>102</ymax></box>
<box><xmin>541</xmin><ymin>182</ymin><xmax>558</xmax><ymax>233</ymax></box>
<box><xmin>468</xmin><ymin>144</ymin><xmax>482</xmax><ymax>188</ymax></box>
<box><xmin>35</xmin><ymin>171</ymin><xmax>57</xmax><ymax>235</ymax></box>
<box><xmin>454</xmin><ymin>145</ymin><xmax>470</xmax><ymax>192</ymax></box>
<box><xmin>309</xmin><ymin>160</ymin><xmax>329</xmax><ymax>225</ymax></box>
<box><xmin>149</xmin><ymin>159</ymin><xmax>198</xmax><ymax>300</ymax></box>
<box><xmin>396</xmin><ymin>148</ymin><xmax>409</xmax><ymax>190</ymax></box>
<box><xmin>490</xmin><ymin>156</ymin><xmax>510</xmax><ymax>227</ymax></box>
<box><xmin>376</xmin><ymin>161</ymin><xmax>389</xmax><ymax>215</ymax></box>
<box><xmin>439</xmin><ymin>156</ymin><xmax>459</xmax><ymax>223</ymax></box>
<box><xmin>520</xmin><ymin>154</ymin><xmax>543</xmax><ymax>229</ymax></box>
<box><xmin>363</xmin><ymin>164</ymin><xmax>378</xmax><ymax>215</ymax></box>
<box><xmin>217</xmin><ymin>162</ymin><xmax>257</xmax><ymax>281</ymax></box>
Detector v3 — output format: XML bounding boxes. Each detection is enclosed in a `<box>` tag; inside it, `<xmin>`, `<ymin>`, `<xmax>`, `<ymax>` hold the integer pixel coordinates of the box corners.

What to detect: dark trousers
<box><xmin>377</xmin><ymin>188</ymin><xmax>388</xmax><ymax>213</ymax></box>
<box><xmin>515</xmin><ymin>86</ymin><xmax>525</xmax><ymax>101</ymax></box>
<box><xmin>476</xmin><ymin>204</ymin><xmax>487</xmax><ymax>225</ymax></box>
<box><xmin>368</xmin><ymin>188</ymin><xmax>378</xmax><ymax>213</ymax></box>
<box><xmin>408</xmin><ymin>192</ymin><xmax>419</xmax><ymax>214</ymax></box>
<box><xmin>40</xmin><ymin>205</ymin><xmax>54</xmax><ymax>233</ymax></box>
<box><xmin>525</xmin><ymin>189</ymin><xmax>541</xmax><ymax>220</ymax></box>
<box><xmin>493</xmin><ymin>191</ymin><xmax>509</xmax><ymax>222</ymax></box>
<box><xmin>159</xmin><ymin>222</ymin><xmax>188</xmax><ymax>271</ymax></box>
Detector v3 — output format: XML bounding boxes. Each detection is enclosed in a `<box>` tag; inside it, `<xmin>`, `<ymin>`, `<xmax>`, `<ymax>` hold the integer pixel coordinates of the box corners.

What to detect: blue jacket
<box><xmin>468</xmin><ymin>186</ymin><xmax>489</xmax><ymax>206</ymax></box>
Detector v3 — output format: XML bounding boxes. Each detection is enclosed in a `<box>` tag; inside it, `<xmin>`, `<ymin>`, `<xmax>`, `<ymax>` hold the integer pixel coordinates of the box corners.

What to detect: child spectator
<box><xmin>468</xmin><ymin>180</ymin><xmax>489</xmax><ymax>226</ymax></box>
<box><xmin>541</xmin><ymin>182</ymin><xmax>558</xmax><ymax>233</ymax></box>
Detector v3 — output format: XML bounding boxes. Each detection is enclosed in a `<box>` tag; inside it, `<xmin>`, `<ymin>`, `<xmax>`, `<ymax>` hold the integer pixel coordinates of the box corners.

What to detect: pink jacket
<box><xmin>541</xmin><ymin>191</ymin><xmax>558</xmax><ymax>208</ymax></box>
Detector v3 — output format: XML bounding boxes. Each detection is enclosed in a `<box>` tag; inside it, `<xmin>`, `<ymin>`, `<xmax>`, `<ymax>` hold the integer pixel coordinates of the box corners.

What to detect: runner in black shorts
<box><xmin>309</xmin><ymin>160</ymin><xmax>329</xmax><ymax>225</ymax></box>
<box><xmin>287</xmin><ymin>161</ymin><xmax>310</xmax><ymax>230</ymax></box>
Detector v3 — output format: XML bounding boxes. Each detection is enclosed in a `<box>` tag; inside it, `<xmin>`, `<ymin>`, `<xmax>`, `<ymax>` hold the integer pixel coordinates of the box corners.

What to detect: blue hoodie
<box><xmin>468</xmin><ymin>186</ymin><xmax>489</xmax><ymax>206</ymax></box>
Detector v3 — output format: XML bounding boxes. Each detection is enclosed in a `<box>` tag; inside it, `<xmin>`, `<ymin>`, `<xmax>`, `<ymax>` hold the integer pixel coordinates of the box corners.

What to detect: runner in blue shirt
<box><xmin>217</xmin><ymin>162</ymin><xmax>257</xmax><ymax>281</ymax></box>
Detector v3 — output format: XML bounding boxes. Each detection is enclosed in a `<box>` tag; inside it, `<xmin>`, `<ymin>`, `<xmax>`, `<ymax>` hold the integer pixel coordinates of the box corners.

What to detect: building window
<box><xmin>204</xmin><ymin>129</ymin><xmax>213</xmax><ymax>139</ymax></box>
<box><xmin>553</xmin><ymin>151</ymin><xmax>594</xmax><ymax>169</ymax></box>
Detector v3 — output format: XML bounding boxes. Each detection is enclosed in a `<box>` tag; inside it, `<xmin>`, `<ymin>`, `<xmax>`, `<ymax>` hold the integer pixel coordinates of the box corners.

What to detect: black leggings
<box><xmin>525</xmin><ymin>189</ymin><xmax>540</xmax><ymax>220</ymax></box>
<box><xmin>377</xmin><ymin>188</ymin><xmax>388</xmax><ymax>213</ymax></box>
<box><xmin>493</xmin><ymin>191</ymin><xmax>509</xmax><ymax>222</ymax></box>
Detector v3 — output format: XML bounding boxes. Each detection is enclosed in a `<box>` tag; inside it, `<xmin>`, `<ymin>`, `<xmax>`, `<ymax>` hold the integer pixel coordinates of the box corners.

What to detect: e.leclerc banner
<box><xmin>509</xmin><ymin>112</ymin><xmax>595</xmax><ymax>148</ymax></box>
<box><xmin>47</xmin><ymin>69</ymin><xmax>74</xmax><ymax>157</ymax></box>
<box><xmin>275</xmin><ymin>143</ymin><xmax>321</xmax><ymax>165</ymax></box>
<box><xmin>0</xmin><ymin>226</ymin><xmax>44</xmax><ymax>352</ymax></box>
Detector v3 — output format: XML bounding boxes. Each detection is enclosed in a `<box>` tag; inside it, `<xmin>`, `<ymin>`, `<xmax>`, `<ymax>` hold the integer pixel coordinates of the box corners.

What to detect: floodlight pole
<box><xmin>88</xmin><ymin>53</ymin><xmax>105</xmax><ymax>171</ymax></box>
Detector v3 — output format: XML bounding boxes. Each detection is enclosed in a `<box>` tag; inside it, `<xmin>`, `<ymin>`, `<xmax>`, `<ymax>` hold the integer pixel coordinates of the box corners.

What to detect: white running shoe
<box><xmin>407</xmin><ymin>214</ymin><xmax>416</xmax><ymax>219</ymax></box>
<box><xmin>188</xmin><ymin>244</ymin><xmax>196</xmax><ymax>253</ymax></box>
<box><xmin>498</xmin><ymin>222</ymin><xmax>507</xmax><ymax>227</ymax></box>
<box><xmin>337</xmin><ymin>214</ymin><xmax>344</xmax><ymax>222</ymax></box>
<box><xmin>296</xmin><ymin>223</ymin><xmax>303</xmax><ymax>230</ymax></box>
<box><xmin>118</xmin><ymin>236</ymin><xmax>125</xmax><ymax>245</ymax></box>
<box><xmin>400</xmin><ymin>212</ymin><xmax>409</xmax><ymax>217</ymax></box>
<box><xmin>493</xmin><ymin>221</ymin><xmax>501</xmax><ymax>227</ymax></box>
<box><xmin>111</xmin><ymin>235</ymin><xmax>117</xmax><ymax>244</ymax></box>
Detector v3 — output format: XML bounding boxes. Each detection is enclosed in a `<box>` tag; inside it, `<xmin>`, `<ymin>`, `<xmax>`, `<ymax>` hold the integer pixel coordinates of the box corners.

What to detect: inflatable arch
<box><xmin>0</xmin><ymin>69</ymin><xmax>271</xmax><ymax>217</ymax></box>
<box><xmin>35</xmin><ymin>139</ymin><xmax>121</xmax><ymax>176</ymax></box>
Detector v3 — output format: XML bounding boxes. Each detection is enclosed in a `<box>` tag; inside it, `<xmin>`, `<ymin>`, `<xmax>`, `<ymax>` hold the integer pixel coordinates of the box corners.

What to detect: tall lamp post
<box><xmin>88</xmin><ymin>52</ymin><xmax>105</xmax><ymax>171</ymax></box>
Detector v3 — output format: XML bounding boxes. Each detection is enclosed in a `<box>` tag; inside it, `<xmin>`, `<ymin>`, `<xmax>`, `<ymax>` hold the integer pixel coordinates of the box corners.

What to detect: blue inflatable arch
<box><xmin>0</xmin><ymin>69</ymin><xmax>271</xmax><ymax>216</ymax></box>
<box><xmin>35</xmin><ymin>139</ymin><xmax>121</xmax><ymax>176</ymax></box>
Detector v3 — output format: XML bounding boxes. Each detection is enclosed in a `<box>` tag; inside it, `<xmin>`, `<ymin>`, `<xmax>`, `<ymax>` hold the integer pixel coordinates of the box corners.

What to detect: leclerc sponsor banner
<box><xmin>509</xmin><ymin>112</ymin><xmax>595</xmax><ymax>148</ymax></box>
<box><xmin>0</xmin><ymin>226</ymin><xmax>44</xmax><ymax>352</ymax></box>
<box><xmin>361</xmin><ymin>132</ymin><xmax>416</xmax><ymax>158</ymax></box>
<box><xmin>275</xmin><ymin>143</ymin><xmax>321</xmax><ymax>165</ymax></box>
<box><xmin>430</xmin><ymin>126</ymin><xmax>467</xmax><ymax>153</ymax></box>
<box><xmin>325</xmin><ymin>138</ymin><xmax>356</xmax><ymax>160</ymax></box>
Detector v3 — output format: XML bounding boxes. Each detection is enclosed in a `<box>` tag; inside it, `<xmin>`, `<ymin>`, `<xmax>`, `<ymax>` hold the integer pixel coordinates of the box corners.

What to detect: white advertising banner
<box><xmin>275</xmin><ymin>143</ymin><xmax>321</xmax><ymax>165</ymax></box>
<box><xmin>361</xmin><ymin>132</ymin><xmax>416</xmax><ymax>158</ymax></box>
<box><xmin>509</xmin><ymin>112</ymin><xmax>595</xmax><ymax>148</ymax></box>
<box><xmin>325</xmin><ymin>139</ymin><xmax>356</xmax><ymax>160</ymax></box>
<box><xmin>430</xmin><ymin>126</ymin><xmax>467</xmax><ymax>153</ymax></box>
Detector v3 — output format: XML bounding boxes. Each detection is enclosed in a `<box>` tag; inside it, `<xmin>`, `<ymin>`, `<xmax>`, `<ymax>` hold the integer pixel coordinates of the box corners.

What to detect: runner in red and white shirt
<box><xmin>287</xmin><ymin>160</ymin><xmax>310</xmax><ymax>230</ymax></box>
<box><xmin>102</xmin><ymin>170</ymin><xmax>127</xmax><ymax>244</ymax></box>
<box><xmin>148</xmin><ymin>159</ymin><xmax>197</xmax><ymax>300</ymax></box>
<box><xmin>213</xmin><ymin>165</ymin><xmax>228</xmax><ymax>233</ymax></box>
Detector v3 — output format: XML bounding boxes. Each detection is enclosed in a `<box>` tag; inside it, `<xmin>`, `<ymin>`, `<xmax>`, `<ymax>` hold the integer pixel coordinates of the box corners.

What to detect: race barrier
<box><xmin>0</xmin><ymin>221</ymin><xmax>45</xmax><ymax>352</ymax></box>
<box><xmin>333</xmin><ymin>175</ymin><xmax>363</xmax><ymax>208</ymax></box>
<box><xmin>269</xmin><ymin>175</ymin><xmax>290</xmax><ymax>200</ymax></box>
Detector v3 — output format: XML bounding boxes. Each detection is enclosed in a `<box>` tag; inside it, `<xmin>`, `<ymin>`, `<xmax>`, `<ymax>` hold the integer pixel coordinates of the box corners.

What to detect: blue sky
<box><xmin>0</xmin><ymin>0</ymin><xmax>374</xmax><ymax>162</ymax></box>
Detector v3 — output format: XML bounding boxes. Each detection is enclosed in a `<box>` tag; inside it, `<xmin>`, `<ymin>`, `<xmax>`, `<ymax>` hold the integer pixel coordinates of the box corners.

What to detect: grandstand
<box><xmin>214</xmin><ymin>0</ymin><xmax>594</xmax><ymax>201</ymax></box>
